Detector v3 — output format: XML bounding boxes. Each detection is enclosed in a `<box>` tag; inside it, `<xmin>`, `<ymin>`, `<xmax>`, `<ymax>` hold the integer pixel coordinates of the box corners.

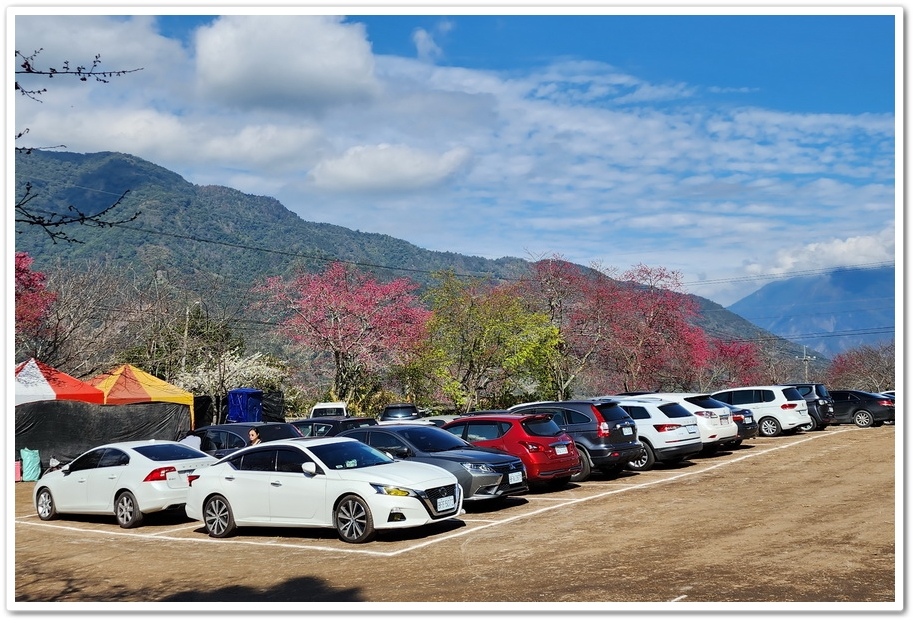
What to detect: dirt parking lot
<box><xmin>10</xmin><ymin>424</ymin><xmax>900</xmax><ymax>613</ymax></box>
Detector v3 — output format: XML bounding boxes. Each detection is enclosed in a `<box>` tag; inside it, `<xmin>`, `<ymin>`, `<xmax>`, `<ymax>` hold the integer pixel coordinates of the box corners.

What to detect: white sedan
<box><xmin>33</xmin><ymin>440</ymin><xmax>217</xmax><ymax>528</ymax></box>
<box><xmin>185</xmin><ymin>436</ymin><xmax>463</xmax><ymax>543</ymax></box>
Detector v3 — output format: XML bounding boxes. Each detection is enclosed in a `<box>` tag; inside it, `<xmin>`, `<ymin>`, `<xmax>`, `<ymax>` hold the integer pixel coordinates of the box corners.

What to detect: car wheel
<box><xmin>115</xmin><ymin>491</ymin><xmax>144</xmax><ymax>529</ymax></box>
<box><xmin>799</xmin><ymin>415</ymin><xmax>817</xmax><ymax>432</ymax></box>
<box><xmin>627</xmin><ymin>440</ymin><xmax>656</xmax><ymax>471</ymax></box>
<box><xmin>853</xmin><ymin>410</ymin><xmax>874</xmax><ymax>428</ymax></box>
<box><xmin>335</xmin><ymin>495</ymin><xmax>375</xmax><ymax>544</ymax></box>
<box><xmin>569</xmin><ymin>447</ymin><xmax>591</xmax><ymax>483</ymax></box>
<box><xmin>35</xmin><ymin>488</ymin><xmax>58</xmax><ymax>521</ymax></box>
<box><xmin>758</xmin><ymin>416</ymin><xmax>782</xmax><ymax>437</ymax></box>
<box><xmin>204</xmin><ymin>494</ymin><xmax>237</xmax><ymax>538</ymax></box>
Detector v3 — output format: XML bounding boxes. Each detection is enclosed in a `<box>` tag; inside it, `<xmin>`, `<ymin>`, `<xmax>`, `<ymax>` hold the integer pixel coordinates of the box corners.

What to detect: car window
<box><xmin>368</xmin><ymin>431</ymin><xmax>409</xmax><ymax>453</ymax></box>
<box><xmin>256</xmin><ymin>424</ymin><xmax>303</xmax><ymax>441</ymax></box>
<box><xmin>594</xmin><ymin>404</ymin><xmax>630</xmax><ymax>422</ymax></box>
<box><xmin>68</xmin><ymin>448</ymin><xmax>107</xmax><ymax>472</ymax></box>
<box><xmin>227</xmin><ymin>432</ymin><xmax>247</xmax><ymax>450</ymax></box>
<box><xmin>465</xmin><ymin>421</ymin><xmax>502</xmax><ymax>441</ymax></box>
<box><xmin>134</xmin><ymin>443</ymin><xmax>210</xmax><ymax>461</ymax></box>
<box><xmin>566</xmin><ymin>409</ymin><xmax>591</xmax><ymax>424</ymax></box>
<box><xmin>310</xmin><ymin>441</ymin><xmax>393</xmax><ymax>470</ymax></box>
<box><xmin>443</xmin><ymin>422</ymin><xmax>467</xmax><ymax>438</ymax></box>
<box><xmin>340</xmin><ymin>419</ymin><xmax>377</xmax><ymax>431</ymax></box>
<box><xmin>713</xmin><ymin>391</ymin><xmax>733</xmax><ymax>404</ymax></box>
<box><xmin>781</xmin><ymin>387</ymin><xmax>805</xmax><ymax>401</ymax></box>
<box><xmin>399</xmin><ymin>427</ymin><xmax>468</xmax><ymax>452</ymax></box>
<box><xmin>237</xmin><ymin>449</ymin><xmax>275</xmax><ymax>471</ymax></box>
<box><xmin>98</xmin><ymin>449</ymin><xmax>130</xmax><ymax>468</ymax></box>
<box><xmin>658</xmin><ymin>403</ymin><xmax>693</xmax><ymax>419</ymax></box>
<box><xmin>730</xmin><ymin>390</ymin><xmax>755</xmax><ymax>404</ymax></box>
<box><xmin>276</xmin><ymin>448</ymin><xmax>308</xmax><ymax>473</ymax></box>
<box><xmin>520</xmin><ymin>417</ymin><xmax>562</xmax><ymax>437</ymax></box>
<box><xmin>815</xmin><ymin>385</ymin><xmax>831</xmax><ymax>400</ymax></box>
<box><xmin>294</xmin><ymin>422</ymin><xmax>314</xmax><ymax>436</ymax></box>
<box><xmin>342</xmin><ymin>430</ymin><xmax>369</xmax><ymax>443</ymax></box>
<box><xmin>685</xmin><ymin>395</ymin><xmax>727</xmax><ymax>410</ymax></box>
<box><xmin>620</xmin><ymin>405</ymin><xmax>650</xmax><ymax>420</ymax></box>
<box><xmin>312</xmin><ymin>423</ymin><xmax>334</xmax><ymax>436</ymax></box>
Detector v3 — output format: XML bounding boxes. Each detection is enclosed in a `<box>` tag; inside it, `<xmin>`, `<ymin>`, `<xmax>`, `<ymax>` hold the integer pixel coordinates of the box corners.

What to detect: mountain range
<box><xmin>16</xmin><ymin>149</ymin><xmax>890</xmax><ymax>364</ymax></box>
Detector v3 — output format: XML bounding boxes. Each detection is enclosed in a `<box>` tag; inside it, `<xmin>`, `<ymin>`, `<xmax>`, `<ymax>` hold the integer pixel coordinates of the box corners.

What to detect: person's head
<box><xmin>248</xmin><ymin>428</ymin><xmax>261</xmax><ymax>443</ymax></box>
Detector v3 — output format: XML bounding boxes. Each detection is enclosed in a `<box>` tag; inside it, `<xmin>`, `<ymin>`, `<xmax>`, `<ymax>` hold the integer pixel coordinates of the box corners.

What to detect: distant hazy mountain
<box><xmin>727</xmin><ymin>267</ymin><xmax>895</xmax><ymax>358</ymax></box>
<box><xmin>16</xmin><ymin>149</ymin><xmax>814</xmax><ymax>360</ymax></box>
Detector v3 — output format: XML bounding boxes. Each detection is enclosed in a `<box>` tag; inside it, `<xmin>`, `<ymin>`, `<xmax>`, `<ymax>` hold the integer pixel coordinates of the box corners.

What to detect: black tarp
<box><xmin>14</xmin><ymin>399</ymin><xmax>191</xmax><ymax>471</ymax></box>
<box><xmin>262</xmin><ymin>391</ymin><xmax>286</xmax><ymax>423</ymax></box>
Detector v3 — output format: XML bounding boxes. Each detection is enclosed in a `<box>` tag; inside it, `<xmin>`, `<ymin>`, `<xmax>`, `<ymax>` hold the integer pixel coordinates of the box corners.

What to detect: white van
<box><xmin>309</xmin><ymin>401</ymin><xmax>349</xmax><ymax>418</ymax></box>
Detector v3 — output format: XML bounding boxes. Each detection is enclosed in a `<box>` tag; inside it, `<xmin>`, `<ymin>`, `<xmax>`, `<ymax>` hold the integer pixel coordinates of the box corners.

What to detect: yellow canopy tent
<box><xmin>89</xmin><ymin>364</ymin><xmax>196</xmax><ymax>428</ymax></box>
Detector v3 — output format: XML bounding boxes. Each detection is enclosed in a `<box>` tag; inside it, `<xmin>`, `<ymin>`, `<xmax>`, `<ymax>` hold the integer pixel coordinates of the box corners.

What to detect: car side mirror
<box><xmin>302</xmin><ymin>461</ymin><xmax>318</xmax><ymax>476</ymax></box>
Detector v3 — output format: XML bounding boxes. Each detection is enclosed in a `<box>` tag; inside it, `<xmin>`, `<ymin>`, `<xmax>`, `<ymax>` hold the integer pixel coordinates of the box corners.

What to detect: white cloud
<box><xmin>194</xmin><ymin>15</ymin><xmax>381</xmax><ymax>113</ymax></box>
<box><xmin>306</xmin><ymin>144</ymin><xmax>473</xmax><ymax>192</ymax></box>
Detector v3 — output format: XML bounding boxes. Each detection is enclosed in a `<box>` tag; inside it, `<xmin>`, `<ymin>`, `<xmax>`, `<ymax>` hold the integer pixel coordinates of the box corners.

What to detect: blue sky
<box><xmin>12</xmin><ymin>8</ymin><xmax>900</xmax><ymax>306</ymax></box>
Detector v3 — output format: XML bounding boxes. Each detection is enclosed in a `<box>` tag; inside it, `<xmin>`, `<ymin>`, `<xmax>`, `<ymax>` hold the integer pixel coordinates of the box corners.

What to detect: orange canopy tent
<box><xmin>88</xmin><ymin>364</ymin><xmax>196</xmax><ymax>427</ymax></box>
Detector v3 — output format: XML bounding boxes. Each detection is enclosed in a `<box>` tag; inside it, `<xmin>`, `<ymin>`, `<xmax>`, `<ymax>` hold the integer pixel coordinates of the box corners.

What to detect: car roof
<box><xmin>290</xmin><ymin>416</ymin><xmax>375</xmax><ymax>424</ymax></box>
<box><xmin>446</xmin><ymin>412</ymin><xmax>546</xmax><ymax>422</ymax></box>
<box><xmin>713</xmin><ymin>385</ymin><xmax>796</xmax><ymax>391</ymax></box>
<box><xmin>91</xmin><ymin>439</ymin><xmax>184</xmax><ymax>451</ymax></box>
<box><xmin>199</xmin><ymin>421</ymin><xmax>292</xmax><ymax>429</ymax></box>
<box><xmin>254</xmin><ymin>436</ymin><xmax>358</xmax><ymax>449</ymax></box>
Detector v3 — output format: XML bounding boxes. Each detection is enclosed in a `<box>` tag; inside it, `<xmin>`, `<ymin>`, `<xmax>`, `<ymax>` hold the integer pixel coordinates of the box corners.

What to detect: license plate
<box><xmin>621</xmin><ymin>426</ymin><xmax>633</xmax><ymax>436</ymax></box>
<box><xmin>686</xmin><ymin>425</ymin><xmax>698</xmax><ymax>434</ymax></box>
<box><xmin>508</xmin><ymin>471</ymin><xmax>523</xmax><ymax>485</ymax></box>
<box><xmin>436</xmin><ymin>495</ymin><xmax>455</xmax><ymax>511</ymax></box>
<box><xmin>744</xmin><ymin>416</ymin><xmax>754</xmax><ymax>424</ymax></box>
<box><xmin>555</xmin><ymin>445</ymin><xmax>569</xmax><ymax>455</ymax></box>
<box><xmin>719</xmin><ymin>416</ymin><xmax>729</xmax><ymax>425</ymax></box>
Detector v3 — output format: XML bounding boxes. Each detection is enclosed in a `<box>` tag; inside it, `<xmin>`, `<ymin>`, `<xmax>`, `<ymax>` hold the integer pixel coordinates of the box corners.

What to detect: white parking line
<box><xmin>16</xmin><ymin>428</ymin><xmax>853</xmax><ymax>557</ymax></box>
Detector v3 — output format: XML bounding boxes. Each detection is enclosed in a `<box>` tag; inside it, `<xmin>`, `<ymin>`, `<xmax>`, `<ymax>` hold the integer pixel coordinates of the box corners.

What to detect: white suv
<box><xmin>631</xmin><ymin>393</ymin><xmax>739</xmax><ymax>454</ymax></box>
<box><xmin>711</xmin><ymin>386</ymin><xmax>809</xmax><ymax>438</ymax></box>
<box><xmin>596</xmin><ymin>396</ymin><xmax>703</xmax><ymax>470</ymax></box>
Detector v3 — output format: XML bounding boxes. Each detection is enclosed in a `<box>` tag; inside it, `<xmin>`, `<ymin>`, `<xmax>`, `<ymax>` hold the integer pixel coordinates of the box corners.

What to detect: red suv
<box><xmin>442</xmin><ymin>412</ymin><xmax>580</xmax><ymax>488</ymax></box>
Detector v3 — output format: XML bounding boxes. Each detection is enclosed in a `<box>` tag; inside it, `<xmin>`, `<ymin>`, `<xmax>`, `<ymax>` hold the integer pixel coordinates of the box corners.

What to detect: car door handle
<box><xmin>270</xmin><ymin>480</ymin><xmax>282</xmax><ymax>487</ymax></box>
<box><xmin>223</xmin><ymin>476</ymin><xmax>235</xmax><ymax>481</ymax></box>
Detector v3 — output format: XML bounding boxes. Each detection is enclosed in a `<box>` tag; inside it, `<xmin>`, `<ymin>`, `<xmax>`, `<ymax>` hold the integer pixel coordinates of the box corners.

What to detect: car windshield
<box><xmin>400</xmin><ymin>427</ymin><xmax>469</xmax><ymax>452</ymax></box>
<box><xmin>309</xmin><ymin>441</ymin><xmax>394</xmax><ymax>470</ymax></box>
<box><xmin>133</xmin><ymin>443</ymin><xmax>210</xmax><ymax>461</ymax></box>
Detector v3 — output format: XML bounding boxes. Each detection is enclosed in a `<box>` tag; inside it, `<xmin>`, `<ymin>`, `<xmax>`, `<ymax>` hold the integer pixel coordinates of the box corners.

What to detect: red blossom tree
<box><xmin>254</xmin><ymin>262</ymin><xmax>431</xmax><ymax>407</ymax></box>
<box><xmin>694</xmin><ymin>338</ymin><xmax>763</xmax><ymax>391</ymax></box>
<box><xmin>15</xmin><ymin>251</ymin><xmax>56</xmax><ymax>357</ymax></box>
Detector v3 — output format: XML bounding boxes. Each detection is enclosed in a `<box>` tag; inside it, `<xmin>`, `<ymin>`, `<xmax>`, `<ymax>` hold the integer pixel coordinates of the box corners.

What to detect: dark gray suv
<box><xmin>786</xmin><ymin>383</ymin><xmax>836</xmax><ymax>431</ymax></box>
<box><xmin>378</xmin><ymin>403</ymin><xmax>421</xmax><ymax>421</ymax></box>
<box><xmin>508</xmin><ymin>400</ymin><xmax>641</xmax><ymax>482</ymax></box>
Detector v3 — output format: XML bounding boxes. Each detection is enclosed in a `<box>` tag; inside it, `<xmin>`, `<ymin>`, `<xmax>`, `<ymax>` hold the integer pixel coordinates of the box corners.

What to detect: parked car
<box><xmin>441</xmin><ymin>411</ymin><xmax>580</xmax><ymax>487</ymax></box>
<box><xmin>710</xmin><ymin>386</ymin><xmax>809</xmax><ymax>437</ymax></box>
<box><xmin>723</xmin><ymin>404</ymin><xmax>758</xmax><ymax>448</ymax></box>
<box><xmin>508</xmin><ymin>400</ymin><xmax>642</xmax><ymax>482</ymax></box>
<box><xmin>378</xmin><ymin>403</ymin><xmax>422</xmax><ymax>422</ymax></box>
<box><xmin>828</xmin><ymin>390</ymin><xmax>895</xmax><ymax>427</ymax></box>
<box><xmin>34</xmin><ymin>440</ymin><xmax>216</xmax><ymax>528</ymax></box>
<box><xmin>786</xmin><ymin>382</ymin><xmax>836</xmax><ymax>431</ymax></box>
<box><xmin>184</xmin><ymin>436</ymin><xmax>462</xmax><ymax>543</ymax></box>
<box><xmin>628</xmin><ymin>393</ymin><xmax>738</xmax><ymax>454</ymax></box>
<box><xmin>338</xmin><ymin>424</ymin><xmax>528</xmax><ymax>502</ymax></box>
<box><xmin>308</xmin><ymin>401</ymin><xmax>350</xmax><ymax>418</ymax></box>
<box><xmin>290</xmin><ymin>416</ymin><xmax>378</xmax><ymax>437</ymax></box>
<box><xmin>193</xmin><ymin>422</ymin><xmax>303</xmax><ymax>458</ymax></box>
<box><xmin>596</xmin><ymin>396</ymin><xmax>703</xmax><ymax>471</ymax></box>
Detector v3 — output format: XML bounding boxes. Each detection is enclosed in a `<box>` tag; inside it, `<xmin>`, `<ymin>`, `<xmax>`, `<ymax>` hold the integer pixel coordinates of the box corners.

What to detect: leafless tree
<box><xmin>15</xmin><ymin>48</ymin><xmax>143</xmax><ymax>243</ymax></box>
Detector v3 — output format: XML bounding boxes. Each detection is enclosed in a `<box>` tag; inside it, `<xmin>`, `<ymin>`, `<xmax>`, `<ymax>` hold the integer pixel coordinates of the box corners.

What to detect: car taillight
<box><xmin>877</xmin><ymin>399</ymin><xmax>894</xmax><ymax>407</ymax></box>
<box><xmin>591</xmin><ymin>406</ymin><xmax>611</xmax><ymax>437</ymax></box>
<box><xmin>520</xmin><ymin>440</ymin><xmax>545</xmax><ymax>453</ymax></box>
<box><xmin>143</xmin><ymin>466</ymin><xmax>177</xmax><ymax>482</ymax></box>
<box><xmin>731</xmin><ymin>415</ymin><xmax>743</xmax><ymax>423</ymax></box>
<box><xmin>694</xmin><ymin>410</ymin><xmax>717</xmax><ymax>419</ymax></box>
<box><xmin>187</xmin><ymin>474</ymin><xmax>200</xmax><ymax>486</ymax></box>
<box><xmin>654</xmin><ymin>423</ymin><xmax>681</xmax><ymax>433</ymax></box>
<box><xmin>781</xmin><ymin>403</ymin><xmax>798</xmax><ymax>410</ymax></box>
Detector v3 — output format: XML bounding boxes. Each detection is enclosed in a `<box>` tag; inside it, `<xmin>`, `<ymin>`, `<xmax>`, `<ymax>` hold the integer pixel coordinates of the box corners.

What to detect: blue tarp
<box><xmin>226</xmin><ymin>388</ymin><xmax>263</xmax><ymax>423</ymax></box>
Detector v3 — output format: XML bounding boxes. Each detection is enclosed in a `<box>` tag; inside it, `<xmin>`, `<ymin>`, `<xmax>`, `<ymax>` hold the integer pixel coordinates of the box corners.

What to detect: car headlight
<box><xmin>371</xmin><ymin>484</ymin><xmax>416</xmax><ymax>497</ymax></box>
<box><xmin>461</xmin><ymin>462</ymin><xmax>496</xmax><ymax>474</ymax></box>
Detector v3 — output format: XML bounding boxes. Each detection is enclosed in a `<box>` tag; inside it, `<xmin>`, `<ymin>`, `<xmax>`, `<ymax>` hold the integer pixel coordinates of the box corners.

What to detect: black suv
<box><xmin>508</xmin><ymin>400</ymin><xmax>642</xmax><ymax>482</ymax></box>
<box><xmin>786</xmin><ymin>382</ymin><xmax>836</xmax><ymax>431</ymax></box>
<box><xmin>379</xmin><ymin>403</ymin><xmax>422</xmax><ymax>421</ymax></box>
<box><xmin>289</xmin><ymin>416</ymin><xmax>378</xmax><ymax>437</ymax></box>
<box><xmin>192</xmin><ymin>422</ymin><xmax>303</xmax><ymax>458</ymax></box>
